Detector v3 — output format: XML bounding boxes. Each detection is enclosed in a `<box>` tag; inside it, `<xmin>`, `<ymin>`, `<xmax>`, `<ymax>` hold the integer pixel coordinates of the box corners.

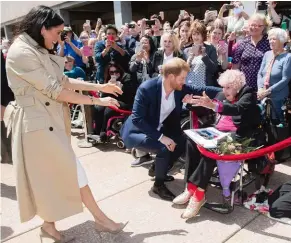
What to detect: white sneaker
<box><xmin>181</xmin><ymin>196</ymin><xmax>206</xmax><ymax>219</ymax></box>
<box><xmin>173</xmin><ymin>188</ymin><xmax>192</xmax><ymax>205</ymax></box>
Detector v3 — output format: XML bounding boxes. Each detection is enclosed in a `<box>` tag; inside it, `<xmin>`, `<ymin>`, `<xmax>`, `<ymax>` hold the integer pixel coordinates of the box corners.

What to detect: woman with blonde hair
<box><xmin>232</xmin><ymin>13</ymin><xmax>271</xmax><ymax>90</ymax></box>
<box><xmin>152</xmin><ymin>31</ymin><xmax>185</xmax><ymax>77</ymax></box>
<box><xmin>184</xmin><ymin>20</ymin><xmax>219</xmax><ymax>87</ymax></box>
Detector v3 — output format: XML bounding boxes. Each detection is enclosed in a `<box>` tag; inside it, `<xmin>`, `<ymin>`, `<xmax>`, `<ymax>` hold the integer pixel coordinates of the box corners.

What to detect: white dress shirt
<box><xmin>157</xmin><ymin>80</ymin><xmax>175</xmax><ymax>138</ymax></box>
<box><xmin>163</xmin><ymin>52</ymin><xmax>174</xmax><ymax>65</ymax></box>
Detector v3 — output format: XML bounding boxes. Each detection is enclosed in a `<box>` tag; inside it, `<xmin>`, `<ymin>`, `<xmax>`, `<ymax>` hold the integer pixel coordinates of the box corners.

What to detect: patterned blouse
<box><xmin>233</xmin><ymin>35</ymin><xmax>270</xmax><ymax>90</ymax></box>
<box><xmin>186</xmin><ymin>55</ymin><xmax>206</xmax><ymax>87</ymax></box>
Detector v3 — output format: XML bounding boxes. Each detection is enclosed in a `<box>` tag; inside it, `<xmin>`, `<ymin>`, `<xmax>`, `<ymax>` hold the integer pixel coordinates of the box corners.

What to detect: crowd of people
<box><xmin>1</xmin><ymin>2</ymin><xmax>291</xmax><ymax>242</ymax></box>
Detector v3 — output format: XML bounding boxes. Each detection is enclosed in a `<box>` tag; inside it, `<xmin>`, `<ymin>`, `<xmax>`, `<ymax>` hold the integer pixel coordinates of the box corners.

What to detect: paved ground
<box><xmin>1</xmin><ymin>128</ymin><xmax>291</xmax><ymax>243</ymax></box>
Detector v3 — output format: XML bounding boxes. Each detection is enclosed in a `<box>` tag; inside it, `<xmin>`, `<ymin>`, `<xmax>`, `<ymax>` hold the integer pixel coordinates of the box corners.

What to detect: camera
<box><xmin>128</xmin><ymin>23</ymin><xmax>135</xmax><ymax>28</ymax></box>
<box><xmin>145</xmin><ymin>20</ymin><xmax>156</xmax><ymax>26</ymax></box>
<box><xmin>225</xmin><ymin>4</ymin><xmax>235</xmax><ymax>10</ymax></box>
<box><xmin>60</xmin><ymin>31</ymin><xmax>68</xmax><ymax>41</ymax></box>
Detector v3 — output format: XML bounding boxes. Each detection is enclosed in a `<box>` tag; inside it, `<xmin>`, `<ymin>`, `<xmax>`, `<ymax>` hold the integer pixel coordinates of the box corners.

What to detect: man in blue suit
<box><xmin>121</xmin><ymin>58</ymin><xmax>221</xmax><ymax>201</ymax></box>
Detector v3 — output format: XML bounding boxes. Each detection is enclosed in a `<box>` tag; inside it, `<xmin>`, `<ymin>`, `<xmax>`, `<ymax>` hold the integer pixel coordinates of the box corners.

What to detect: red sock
<box><xmin>193</xmin><ymin>189</ymin><xmax>205</xmax><ymax>202</ymax></box>
<box><xmin>187</xmin><ymin>183</ymin><xmax>197</xmax><ymax>195</ymax></box>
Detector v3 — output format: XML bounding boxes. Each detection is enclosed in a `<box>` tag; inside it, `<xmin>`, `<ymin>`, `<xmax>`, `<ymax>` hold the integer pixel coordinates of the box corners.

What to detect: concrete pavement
<box><xmin>1</xmin><ymin>128</ymin><xmax>291</xmax><ymax>243</ymax></box>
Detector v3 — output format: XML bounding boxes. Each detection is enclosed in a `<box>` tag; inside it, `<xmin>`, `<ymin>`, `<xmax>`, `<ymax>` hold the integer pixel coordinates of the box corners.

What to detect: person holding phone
<box><xmin>124</xmin><ymin>21</ymin><xmax>141</xmax><ymax>57</ymax></box>
<box><xmin>94</xmin><ymin>25</ymin><xmax>130</xmax><ymax>83</ymax></box>
<box><xmin>57</xmin><ymin>26</ymin><xmax>84</xmax><ymax>69</ymax></box>
<box><xmin>218</xmin><ymin>1</ymin><xmax>249</xmax><ymax>36</ymax></box>
<box><xmin>184</xmin><ymin>20</ymin><xmax>219</xmax><ymax>87</ymax></box>
<box><xmin>208</xmin><ymin>21</ymin><xmax>228</xmax><ymax>71</ymax></box>
<box><xmin>129</xmin><ymin>35</ymin><xmax>156</xmax><ymax>85</ymax></box>
<box><xmin>92</xmin><ymin>62</ymin><xmax>138</xmax><ymax>142</ymax></box>
<box><xmin>178</xmin><ymin>22</ymin><xmax>193</xmax><ymax>51</ymax></box>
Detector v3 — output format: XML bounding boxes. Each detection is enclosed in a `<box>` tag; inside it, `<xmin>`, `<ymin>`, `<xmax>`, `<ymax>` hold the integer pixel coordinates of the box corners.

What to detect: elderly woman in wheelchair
<box><xmin>173</xmin><ymin>69</ymin><xmax>262</xmax><ymax>219</ymax></box>
<box><xmin>92</xmin><ymin>62</ymin><xmax>138</xmax><ymax>143</ymax></box>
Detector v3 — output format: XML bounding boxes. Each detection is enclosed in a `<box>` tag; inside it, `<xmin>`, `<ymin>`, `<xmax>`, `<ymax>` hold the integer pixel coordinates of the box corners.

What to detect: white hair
<box><xmin>218</xmin><ymin>70</ymin><xmax>246</xmax><ymax>91</ymax></box>
<box><xmin>268</xmin><ymin>28</ymin><xmax>288</xmax><ymax>44</ymax></box>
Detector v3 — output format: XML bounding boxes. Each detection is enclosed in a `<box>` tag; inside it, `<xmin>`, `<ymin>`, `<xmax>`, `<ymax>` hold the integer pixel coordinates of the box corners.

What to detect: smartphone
<box><xmin>219</xmin><ymin>40</ymin><xmax>225</xmax><ymax>46</ymax></box>
<box><xmin>110</xmin><ymin>75</ymin><xmax>117</xmax><ymax>82</ymax></box>
<box><xmin>135</xmin><ymin>42</ymin><xmax>143</xmax><ymax>54</ymax></box>
<box><xmin>145</xmin><ymin>20</ymin><xmax>155</xmax><ymax>26</ymax></box>
<box><xmin>61</xmin><ymin>31</ymin><xmax>67</xmax><ymax>41</ymax></box>
<box><xmin>225</xmin><ymin>4</ymin><xmax>235</xmax><ymax>10</ymax></box>
<box><xmin>107</xmin><ymin>35</ymin><xmax>115</xmax><ymax>42</ymax></box>
<box><xmin>258</xmin><ymin>1</ymin><xmax>268</xmax><ymax>11</ymax></box>
<box><xmin>97</xmin><ymin>18</ymin><xmax>101</xmax><ymax>22</ymax></box>
<box><xmin>128</xmin><ymin>23</ymin><xmax>135</xmax><ymax>28</ymax></box>
<box><xmin>180</xmin><ymin>10</ymin><xmax>185</xmax><ymax>16</ymax></box>
<box><xmin>83</xmin><ymin>46</ymin><xmax>93</xmax><ymax>57</ymax></box>
<box><xmin>86</xmin><ymin>20</ymin><xmax>90</xmax><ymax>24</ymax></box>
<box><xmin>159</xmin><ymin>11</ymin><xmax>165</xmax><ymax>21</ymax></box>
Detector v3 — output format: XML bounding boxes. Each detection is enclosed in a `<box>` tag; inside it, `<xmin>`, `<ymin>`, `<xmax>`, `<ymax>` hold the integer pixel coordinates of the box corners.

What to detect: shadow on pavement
<box><xmin>62</xmin><ymin>220</ymin><xmax>188</xmax><ymax>243</ymax></box>
<box><xmin>1</xmin><ymin>183</ymin><xmax>16</xmax><ymax>201</ymax></box>
<box><xmin>1</xmin><ymin>226</ymin><xmax>14</xmax><ymax>240</ymax></box>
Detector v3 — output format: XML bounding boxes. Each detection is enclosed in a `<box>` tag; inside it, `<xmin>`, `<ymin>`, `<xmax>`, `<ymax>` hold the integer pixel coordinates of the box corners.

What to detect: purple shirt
<box><xmin>233</xmin><ymin>35</ymin><xmax>270</xmax><ymax>90</ymax></box>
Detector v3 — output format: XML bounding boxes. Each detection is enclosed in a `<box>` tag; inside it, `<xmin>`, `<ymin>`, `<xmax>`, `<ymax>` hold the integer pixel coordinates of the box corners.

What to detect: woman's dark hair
<box><xmin>178</xmin><ymin>21</ymin><xmax>191</xmax><ymax>40</ymax></box>
<box><xmin>141</xmin><ymin>35</ymin><xmax>156</xmax><ymax>57</ymax></box>
<box><xmin>14</xmin><ymin>5</ymin><xmax>64</xmax><ymax>50</ymax></box>
<box><xmin>104</xmin><ymin>62</ymin><xmax>125</xmax><ymax>83</ymax></box>
<box><xmin>105</xmin><ymin>25</ymin><xmax>118</xmax><ymax>35</ymax></box>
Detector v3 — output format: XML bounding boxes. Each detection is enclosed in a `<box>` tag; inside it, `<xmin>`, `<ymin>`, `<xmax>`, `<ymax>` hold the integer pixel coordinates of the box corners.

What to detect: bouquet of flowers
<box><xmin>209</xmin><ymin>137</ymin><xmax>261</xmax><ymax>155</ymax></box>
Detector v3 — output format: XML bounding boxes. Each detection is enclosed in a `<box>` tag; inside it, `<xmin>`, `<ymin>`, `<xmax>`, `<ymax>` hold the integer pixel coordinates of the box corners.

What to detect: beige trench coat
<box><xmin>4</xmin><ymin>33</ymin><xmax>83</xmax><ymax>223</ymax></box>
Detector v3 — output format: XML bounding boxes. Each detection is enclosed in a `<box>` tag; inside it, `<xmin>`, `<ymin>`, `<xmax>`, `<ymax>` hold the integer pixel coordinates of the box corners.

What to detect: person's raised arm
<box><xmin>64</xmin><ymin>36</ymin><xmax>82</xmax><ymax>57</ymax></box>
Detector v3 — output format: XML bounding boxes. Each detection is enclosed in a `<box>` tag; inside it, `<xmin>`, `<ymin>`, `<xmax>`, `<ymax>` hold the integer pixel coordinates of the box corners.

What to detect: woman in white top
<box><xmin>218</xmin><ymin>1</ymin><xmax>249</xmax><ymax>35</ymax></box>
<box><xmin>152</xmin><ymin>32</ymin><xmax>185</xmax><ymax>77</ymax></box>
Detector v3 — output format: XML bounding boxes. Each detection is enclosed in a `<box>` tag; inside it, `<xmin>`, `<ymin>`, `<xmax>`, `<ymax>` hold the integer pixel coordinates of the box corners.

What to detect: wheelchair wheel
<box><xmin>116</xmin><ymin>140</ymin><xmax>125</xmax><ymax>149</ymax></box>
<box><xmin>179</xmin><ymin>116</ymin><xmax>190</xmax><ymax>163</ymax></box>
<box><xmin>131</xmin><ymin>148</ymin><xmax>138</xmax><ymax>159</ymax></box>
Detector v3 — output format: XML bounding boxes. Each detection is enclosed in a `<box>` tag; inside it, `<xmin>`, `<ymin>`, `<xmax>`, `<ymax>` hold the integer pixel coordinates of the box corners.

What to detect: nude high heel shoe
<box><xmin>40</xmin><ymin>227</ymin><xmax>75</xmax><ymax>243</ymax></box>
<box><xmin>95</xmin><ymin>221</ymin><xmax>128</xmax><ymax>234</ymax></box>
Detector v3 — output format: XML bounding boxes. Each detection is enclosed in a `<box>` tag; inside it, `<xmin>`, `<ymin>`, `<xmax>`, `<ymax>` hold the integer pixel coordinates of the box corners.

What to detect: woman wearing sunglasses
<box><xmin>92</xmin><ymin>62</ymin><xmax>138</xmax><ymax>142</ymax></box>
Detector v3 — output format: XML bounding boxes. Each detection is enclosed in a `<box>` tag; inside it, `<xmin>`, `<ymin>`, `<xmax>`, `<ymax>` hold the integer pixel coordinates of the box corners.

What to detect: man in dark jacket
<box><xmin>94</xmin><ymin>25</ymin><xmax>130</xmax><ymax>83</ymax></box>
<box><xmin>121</xmin><ymin>58</ymin><xmax>221</xmax><ymax>201</ymax></box>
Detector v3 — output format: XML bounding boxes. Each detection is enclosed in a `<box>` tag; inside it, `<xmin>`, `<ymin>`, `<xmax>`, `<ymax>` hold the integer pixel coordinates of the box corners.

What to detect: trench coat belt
<box><xmin>3</xmin><ymin>96</ymin><xmax>35</xmax><ymax>137</ymax></box>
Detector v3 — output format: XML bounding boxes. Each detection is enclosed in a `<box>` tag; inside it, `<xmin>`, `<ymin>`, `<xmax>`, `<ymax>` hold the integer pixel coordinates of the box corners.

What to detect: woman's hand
<box><xmin>99</xmin><ymin>83</ymin><xmax>123</xmax><ymax>97</ymax></box>
<box><xmin>217</xmin><ymin>43</ymin><xmax>228</xmax><ymax>55</ymax></box>
<box><xmin>184</xmin><ymin>92</ymin><xmax>216</xmax><ymax>110</ymax></box>
<box><xmin>64</xmin><ymin>35</ymin><xmax>71</xmax><ymax>44</ymax></box>
<box><xmin>135</xmin><ymin>51</ymin><xmax>144</xmax><ymax>62</ymax></box>
<box><xmin>98</xmin><ymin>97</ymin><xmax>120</xmax><ymax>109</ymax></box>
<box><xmin>257</xmin><ymin>89</ymin><xmax>270</xmax><ymax>100</ymax></box>
<box><xmin>229</xmin><ymin>32</ymin><xmax>237</xmax><ymax>42</ymax></box>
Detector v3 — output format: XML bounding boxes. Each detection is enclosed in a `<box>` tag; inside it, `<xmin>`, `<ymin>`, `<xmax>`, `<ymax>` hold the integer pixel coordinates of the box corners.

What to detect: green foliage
<box><xmin>209</xmin><ymin>137</ymin><xmax>260</xmax><ymax>155</ymax></box>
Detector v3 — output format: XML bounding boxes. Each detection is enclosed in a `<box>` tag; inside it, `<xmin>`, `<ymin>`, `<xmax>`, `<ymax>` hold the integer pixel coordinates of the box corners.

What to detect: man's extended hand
<box><xmin>160</xmin><ymin>135</ymin><xmax>176</xmax><ymax>152</ymax></box>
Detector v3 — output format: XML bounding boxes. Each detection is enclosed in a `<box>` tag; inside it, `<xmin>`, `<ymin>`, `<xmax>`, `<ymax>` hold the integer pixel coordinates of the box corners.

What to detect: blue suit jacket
<box><xmin>121</xmin><ymin>77</ymin><xmax>221</xmax><ymax>149</ymax></box>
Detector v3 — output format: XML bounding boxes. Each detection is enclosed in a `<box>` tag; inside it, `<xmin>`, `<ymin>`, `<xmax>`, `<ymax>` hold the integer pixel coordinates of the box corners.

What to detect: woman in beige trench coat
<box><xmin>4</xmin><ymin>6</ymin><xmax>127</xmax><ymax>242</ymax></box>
